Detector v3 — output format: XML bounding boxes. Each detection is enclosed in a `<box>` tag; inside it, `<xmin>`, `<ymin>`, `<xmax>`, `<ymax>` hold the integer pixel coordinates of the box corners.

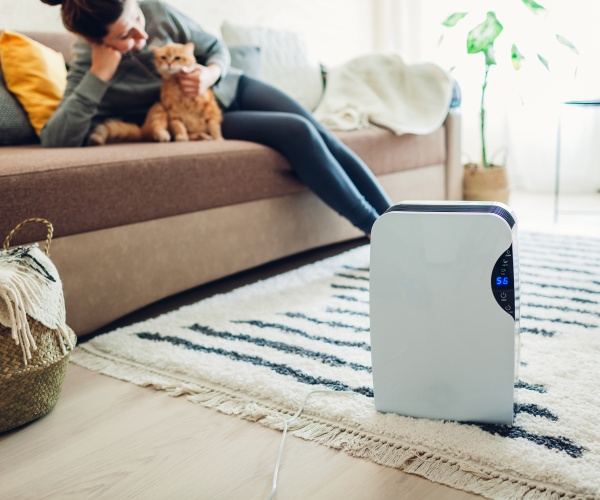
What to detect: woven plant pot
<box><xmin>0</xmin><ymin>218</ymin><xmax>76</xmax><ymax>433</ymax></box>
<box><xmin>463</xmin><ymin>163</ymin><xmax>509</xmax><ymax>205</ymax></box>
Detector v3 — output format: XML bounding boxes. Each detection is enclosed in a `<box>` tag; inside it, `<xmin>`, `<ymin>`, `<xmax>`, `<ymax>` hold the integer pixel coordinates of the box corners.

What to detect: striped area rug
<box><xmin>72</xmin><ymin>231</ymin><xmax>600</xmax><ymax>499</ymax></box>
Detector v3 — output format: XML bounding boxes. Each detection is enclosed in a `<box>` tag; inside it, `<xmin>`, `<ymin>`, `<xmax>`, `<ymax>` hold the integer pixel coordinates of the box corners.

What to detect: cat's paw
<box><xmin>174</xmin><ymin>133</ymin><xmax>189</xmax><ymax>142</ymax></box>
<box><xmin>87</xmin><ymin>125</ymin><xmax>107</xmax><ymax>146</ymax></box>
<box><xmin>153</xmin><ymin>130</ymin><xmax>171</xmax><ymax>142</ymax></box>
<box><xmin>87</xmin><ymin>133</ymin><xmax>106</xmax><ymax>146</ymax></box>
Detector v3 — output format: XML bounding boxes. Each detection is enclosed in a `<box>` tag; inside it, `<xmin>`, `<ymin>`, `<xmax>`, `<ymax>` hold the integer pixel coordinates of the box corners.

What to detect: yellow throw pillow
<box><xmin>0</xmin><ymin>30</ymin><xmax>67</xmax><ymax>135</ymax></box>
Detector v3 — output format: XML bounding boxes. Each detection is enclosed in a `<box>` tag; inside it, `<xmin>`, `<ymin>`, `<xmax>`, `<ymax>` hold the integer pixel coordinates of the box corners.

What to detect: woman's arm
<box><xmin>40</xmin><ymin>43</ymin><xmax>120</xmax><ymax>148</ymax></box>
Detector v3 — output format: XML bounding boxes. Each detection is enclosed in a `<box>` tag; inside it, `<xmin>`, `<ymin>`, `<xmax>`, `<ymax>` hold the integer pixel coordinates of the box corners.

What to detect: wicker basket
<box><xmin>0</xmin><ymin>218</ymin><xmax>76</xmax><ymax>433</ymax></box>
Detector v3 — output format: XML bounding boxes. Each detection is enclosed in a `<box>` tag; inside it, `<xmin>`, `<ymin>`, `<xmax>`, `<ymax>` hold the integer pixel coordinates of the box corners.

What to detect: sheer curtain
<box><xmin>373</xmin><ymin>0</ymin><xmax>600</xmax><ymax>193</ymax></box>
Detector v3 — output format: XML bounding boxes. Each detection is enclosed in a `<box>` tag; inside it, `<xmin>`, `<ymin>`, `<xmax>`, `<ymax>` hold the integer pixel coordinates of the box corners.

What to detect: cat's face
<box><xmin>151</xmin><ymin>43</ymin><xmax>196</xmax><ymax>76</ymax></box>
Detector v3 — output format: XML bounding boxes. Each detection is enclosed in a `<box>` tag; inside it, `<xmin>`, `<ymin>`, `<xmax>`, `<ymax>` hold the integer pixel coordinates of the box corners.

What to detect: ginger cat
<box><xmin>87</xmin><ymin>42</ymin><xmax>223</xmax><ymax>145</ymax></box>
<box><xmin>143</xmin><ymin>42</ymin><xmax>223</xmax><ymax>142</ymax></box>
<box><xmin>87</xmin><ymin>120</ymin><xmax>143</xmax><ymax>145</ymax></box>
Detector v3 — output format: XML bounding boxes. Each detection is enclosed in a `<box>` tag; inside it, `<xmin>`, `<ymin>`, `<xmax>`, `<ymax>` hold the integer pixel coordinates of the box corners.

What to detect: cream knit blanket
<box><xmin>314</xmin><ymin>53</ymin><xmax>453</xmax><ymax>135</ymax></box>
<box><xmin>0</xmin><ymin>244</ymin><xmax>73</xmax><ymax>364</ymax></box>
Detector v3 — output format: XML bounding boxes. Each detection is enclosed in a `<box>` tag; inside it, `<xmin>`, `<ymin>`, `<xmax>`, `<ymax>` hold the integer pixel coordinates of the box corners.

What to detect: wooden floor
<box><xmin>1</xmin><ymin>190</ymin><xmax>598</xmax><ymax>499</ymax></box>
<box><xmin>0</xmin><ymin>364</ymin><xmax>479</xmax><ymax>500</ymax></box>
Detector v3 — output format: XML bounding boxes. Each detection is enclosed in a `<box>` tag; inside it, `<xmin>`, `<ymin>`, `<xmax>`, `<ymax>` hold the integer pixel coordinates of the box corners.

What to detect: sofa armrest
<box><xmin>445</xmin><ymin>107</ymin><xmax>463</xmax><ymax>200</ymax></box>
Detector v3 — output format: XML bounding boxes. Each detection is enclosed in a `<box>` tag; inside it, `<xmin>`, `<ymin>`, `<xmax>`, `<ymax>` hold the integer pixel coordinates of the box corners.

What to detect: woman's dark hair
<box><xmin>40</xmin><ymin>0</ymin><xmax>126</xmax><ymax>42</ymax></box>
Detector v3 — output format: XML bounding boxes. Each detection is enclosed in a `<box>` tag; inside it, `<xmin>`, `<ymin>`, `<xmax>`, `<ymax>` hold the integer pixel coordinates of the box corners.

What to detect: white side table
<box><xmin>554</xmin><ymin>99</ymin><xmax>600</xmax><ymax>222</ymax></box>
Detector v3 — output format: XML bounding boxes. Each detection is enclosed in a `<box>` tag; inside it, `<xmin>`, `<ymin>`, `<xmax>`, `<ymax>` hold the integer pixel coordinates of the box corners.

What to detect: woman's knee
<box><xmin>279</xmin><ymin>114</ymin><xmax>320</xmax><ymax>140</ymax></box>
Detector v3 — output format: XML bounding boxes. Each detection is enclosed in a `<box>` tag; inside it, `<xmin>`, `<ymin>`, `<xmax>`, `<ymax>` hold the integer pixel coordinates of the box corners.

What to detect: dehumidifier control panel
<box><xmin>492</xmin><ymin>245</ymin><xmax>515</xmax><ymax>318</ymax></box>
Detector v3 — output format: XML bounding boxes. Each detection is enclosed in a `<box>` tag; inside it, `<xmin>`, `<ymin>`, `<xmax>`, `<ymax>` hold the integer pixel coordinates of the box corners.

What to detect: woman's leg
<box><xmin>229</xmin><ymin>76</ymin><xmax>392</xmax><ymax>214</ymax></box>
<box><xmin>222</xmin><ymin>110</ymin><xmax>379</xmax><ymax>234</ymax></box>
<box><xmin>222</xmin><ymin>76</ymin><xmax>392</xmax><ymax>233</ymax></box>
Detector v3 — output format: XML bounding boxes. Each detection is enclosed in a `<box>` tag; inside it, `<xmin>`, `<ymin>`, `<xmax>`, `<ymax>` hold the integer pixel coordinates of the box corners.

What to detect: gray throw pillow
<box><xmin>228</xmin><ymin>45</ymin><xmax>262</xmax><ymax>79</ymax></box>
<box><xmin>0</xmin><ymin>67</ymin><xmax>38</xmax><ymax>146</ymax></box>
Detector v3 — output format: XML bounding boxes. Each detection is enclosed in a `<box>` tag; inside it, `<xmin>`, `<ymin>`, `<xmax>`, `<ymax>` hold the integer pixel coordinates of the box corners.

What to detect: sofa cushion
<box><xmin>221</xmin><ymin>21</ymin><xmax>323</xmax><ymax>111</ymax></box>
<box><xmin>228</xmin><ymin>45</ymin><xmax>262</xmax><ymax>78</ymax></box>
<box><xmin>0</xmin><ymin>68</ymin><xmax>38</xmax><ymax>146</ymax></box>
<box><xmin>335</xmin><ymin>127</ymin><xmax>446</xmax><ymax>176</ymax></box>
<box><xmin>0</xmin><ymin>30</ymin><xmax>67</xmax><ymax>134</ymax></box>
<box><xmin>0</xmin><ymin>127</ymin><xmax>445</xmax><ymax>245</ymax></box>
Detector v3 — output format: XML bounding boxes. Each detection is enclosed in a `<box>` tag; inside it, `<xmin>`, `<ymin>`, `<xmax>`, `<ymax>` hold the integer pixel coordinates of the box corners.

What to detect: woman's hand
<box><xmin>177</xmin><ymin>63</ymin><xmax>221</xmax><ymax>98</ymax></box>
<box><xmin>90</xmin><ymin>43</ymin><xmax>122</xmax><ymax>82</ymax></box>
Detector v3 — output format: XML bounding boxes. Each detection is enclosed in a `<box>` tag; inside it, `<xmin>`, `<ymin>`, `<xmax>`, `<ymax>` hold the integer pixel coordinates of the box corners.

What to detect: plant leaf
<box><xmin>537</xmin><ymin>53</ymin><xmax>550</xmax><ymax>71</ymax></box>
<box><xmin>556</xmin><ymin>34</ymin><xmax>579</xmax><ymax>55</ymax></box>
<box><xmin>511</xmin><ymin>44</ymin><xmax>525</xmax><ymax>70</ymax></box>
<box><xmin>521</xmin><ymin>0</ymin><xmax>547</xmax><ymax>15</ymax></box>
<box><xmin>467</xmin><ymin>12</ymin><xmax>503</xmax><ymax>54</ymax></box>
<box><xmin>442</xmin><ymin>12</ymin><xmax>468</xmax><ymax>27</ymax></box>
<box><xmin>485</xmin><ymin>46</ymin><xmax>497</xmax><ymax>66</ymax></box>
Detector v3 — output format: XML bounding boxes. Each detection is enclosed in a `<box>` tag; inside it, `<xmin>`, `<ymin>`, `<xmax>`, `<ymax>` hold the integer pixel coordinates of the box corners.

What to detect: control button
<box><xmin>505</xmin><ymin>305</ymin><xmax>512</xmax><ymax>310</ymax></box>
<box><xmin>500</xmin><ymin>292</ymin><xmax>507</xmax><ymax>299</ymax></box>
<box><xmin>506</xmin><ymin>249</ymin><xmax>511</xmax><ymax>256</ymax></box>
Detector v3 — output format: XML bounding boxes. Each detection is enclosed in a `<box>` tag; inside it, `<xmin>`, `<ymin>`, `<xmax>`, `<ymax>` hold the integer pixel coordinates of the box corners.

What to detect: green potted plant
<box><xmin>441</xmin><ymin>0</ymin><xmax>578</xmax><ymax>203</ymax></box>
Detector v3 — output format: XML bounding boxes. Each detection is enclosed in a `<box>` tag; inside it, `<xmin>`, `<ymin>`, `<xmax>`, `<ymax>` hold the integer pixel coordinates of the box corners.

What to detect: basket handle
<box><xmin>3</xmin><ymin>218</ymin><xmax>54</xmax><ymax>256</ymax></box>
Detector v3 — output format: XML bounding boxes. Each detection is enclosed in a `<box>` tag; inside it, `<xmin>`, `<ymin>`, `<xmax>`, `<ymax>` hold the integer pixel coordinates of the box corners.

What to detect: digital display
<box><xmin>495</xmin><ymin>276</ymin><xmax>510</xmax><ymax>286</ymax></box>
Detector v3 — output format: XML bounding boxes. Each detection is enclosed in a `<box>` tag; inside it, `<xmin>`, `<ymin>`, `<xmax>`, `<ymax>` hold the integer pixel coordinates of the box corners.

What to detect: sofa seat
<box><xmin>0</xmin><ymin>127</ymin><xmax>445</xmax><ymax>245</ymax></box>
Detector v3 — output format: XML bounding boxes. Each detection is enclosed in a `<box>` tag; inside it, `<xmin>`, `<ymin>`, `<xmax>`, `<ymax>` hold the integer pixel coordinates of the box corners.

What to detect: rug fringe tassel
<box><xmin>70</xmin><ymin>349</ymin><xmax>580</xmax><ymax>500</ymax></box>
<box><xmin>285</xmin><ymin>420</ymin><xmax>572</xmax><ymax>500</ymax></box>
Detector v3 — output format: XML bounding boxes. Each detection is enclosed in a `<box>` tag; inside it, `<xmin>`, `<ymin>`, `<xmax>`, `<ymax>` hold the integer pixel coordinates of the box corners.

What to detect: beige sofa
<box><xmin>0</xmin><ymin>32</ymin><xmax>463</xmax><ymax>337</ymax></box>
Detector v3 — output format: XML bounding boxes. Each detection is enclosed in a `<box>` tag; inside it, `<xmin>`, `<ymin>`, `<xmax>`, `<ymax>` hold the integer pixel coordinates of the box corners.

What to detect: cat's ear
<box><xmin>150</xmin><ymin>45</ymin><xmax>160</xmax><ymax>54</ymax></box>
<box><xmin>185</xmin><ymin>42</ymin><xmax>195</xmax><ymax>53</ymax></box>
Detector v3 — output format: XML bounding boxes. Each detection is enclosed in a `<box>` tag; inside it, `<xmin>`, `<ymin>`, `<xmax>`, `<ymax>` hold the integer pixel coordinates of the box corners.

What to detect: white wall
<box><xmin>377</xmin><ymin>0</ymin><xmax>600</xmax><ymax>192</ymax></box>
<box><xmin>0</xmin><ymin>0</ymin><xmax>375</xmax><ymax>66</ymax></box>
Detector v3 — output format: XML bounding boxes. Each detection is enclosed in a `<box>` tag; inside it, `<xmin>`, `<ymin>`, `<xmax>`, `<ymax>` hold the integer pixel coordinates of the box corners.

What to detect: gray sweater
<box><xmin>40</xmin><ymin>0</ymin><xmax>241</xmax><ymax>148</ymax></box>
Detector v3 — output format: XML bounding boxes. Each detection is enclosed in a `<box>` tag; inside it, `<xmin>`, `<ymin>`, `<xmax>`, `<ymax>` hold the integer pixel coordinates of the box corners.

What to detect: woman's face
<box><xmin>102</xmin><ymin>0</ymin><xmax>148</xmax><ymax>53</ymax></box>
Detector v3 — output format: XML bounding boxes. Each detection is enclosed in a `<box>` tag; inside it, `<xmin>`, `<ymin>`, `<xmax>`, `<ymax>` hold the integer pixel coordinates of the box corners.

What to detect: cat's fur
<box><xmin>87</xmin><ymin>42</ymin><xmax>223</xmax><ymax>145</ymax></box>
<box><xmin>143</xmin><ymin>42</ymin><xmax>223</xmax><ymax>142</ymax></box>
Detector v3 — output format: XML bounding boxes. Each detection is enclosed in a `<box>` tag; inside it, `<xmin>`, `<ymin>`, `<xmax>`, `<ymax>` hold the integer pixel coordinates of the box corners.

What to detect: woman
<box><xmin>40</xmin><ymin>0</ymin><xmax>392</xmax><ymax>235</ymax></box>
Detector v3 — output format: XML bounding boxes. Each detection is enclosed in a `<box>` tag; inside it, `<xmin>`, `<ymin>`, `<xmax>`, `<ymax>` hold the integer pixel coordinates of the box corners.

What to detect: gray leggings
<box><xmin>222</xmin><ymin>75</ymin><xmax>392</xmax><ymax>234</ymax></box>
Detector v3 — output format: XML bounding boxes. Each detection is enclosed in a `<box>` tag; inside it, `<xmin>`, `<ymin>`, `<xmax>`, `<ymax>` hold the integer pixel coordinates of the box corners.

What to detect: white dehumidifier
<box><xmin>369</xmin><ymin>201</ymin><xmax>520</xmax><ymax>424</ymax></box>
